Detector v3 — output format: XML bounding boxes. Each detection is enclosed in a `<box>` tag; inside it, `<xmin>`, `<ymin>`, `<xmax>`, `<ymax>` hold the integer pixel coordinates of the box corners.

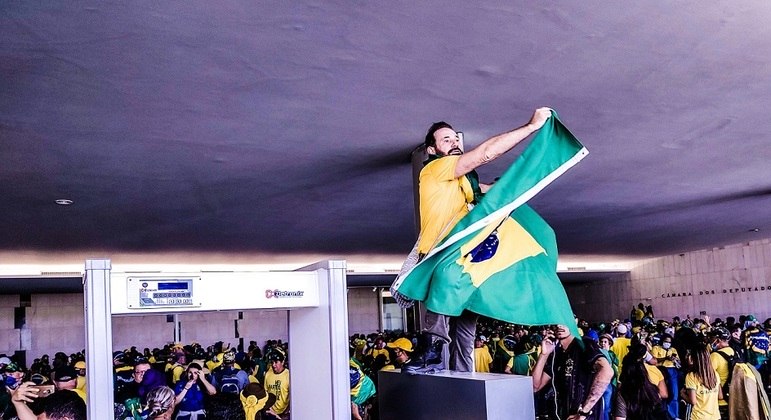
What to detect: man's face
<box><xmin>554</xmin><ymin>325</ymin><xmax>571</xmax><ymax>340</ymax></box>
<box><xmin>133</xmin><ymin>363</ymin><xmax>151</xmax><ymax>383</ymax></box>
<box><xmin>430</xmin><ymin>127</ymin><xmax>463</xmax><ymax>156</ymax></box>
<box><xmin>732</xmin><ymin>329</ymin><xmax>741</xmax><ymax>340</ymax></box>
<box><xmin>393</xmin><ymin>348</ymin><xmax>409</xmax><ymax>364</ymax></box>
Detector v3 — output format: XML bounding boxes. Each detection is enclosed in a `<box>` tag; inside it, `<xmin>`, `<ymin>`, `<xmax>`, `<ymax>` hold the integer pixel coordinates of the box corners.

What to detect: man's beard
<box><xmin>441</xmin><ymin>147</ymin><xmax>463</xmax><ymax>156</ymax></box>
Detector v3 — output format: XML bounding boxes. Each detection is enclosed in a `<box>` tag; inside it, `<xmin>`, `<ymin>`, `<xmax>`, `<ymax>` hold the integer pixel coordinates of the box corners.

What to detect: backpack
<box><xmin>715</xmin><ymin>349</ymin><xmax>740</xmax><ymax>399</ymax></box>
<box><xmin>214</xmin><ymin>367</ymin><xmax>242</xmax><ymax>394</ymax></box>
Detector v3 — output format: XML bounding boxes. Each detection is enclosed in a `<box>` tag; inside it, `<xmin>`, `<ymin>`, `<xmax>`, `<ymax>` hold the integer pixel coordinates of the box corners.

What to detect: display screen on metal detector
<box><xmin>126</xmin><ymin>277</ymin><xmax>200</xmax><ymax>308</ymax></box>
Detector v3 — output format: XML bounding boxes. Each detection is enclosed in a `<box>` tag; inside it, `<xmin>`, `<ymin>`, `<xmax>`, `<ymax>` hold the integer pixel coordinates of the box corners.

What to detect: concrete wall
<box><xmin>0</xmin><ymin>295</ymin><xmax>20</xmax><ymax>354</ymax></box>
<box><xmin>347</xmin><ymin>287</ymin><xmax>380</xmax><ymax>335</ymax></box>
<box><xmin>566</xmin><ymin>238</ymin><xmax>771</xmax><ymax>323</ymax></box>
<box><xmin>26</xmin><ymin>294</ymin><xmax>85</xmax><ymax>356</ymax></box>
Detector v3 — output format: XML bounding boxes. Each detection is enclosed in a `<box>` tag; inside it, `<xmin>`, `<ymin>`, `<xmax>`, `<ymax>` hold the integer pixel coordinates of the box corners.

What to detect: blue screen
<box><xmin>157</xmin><ymin>282</ymin><xmax>189</xmax><ymax>290</ymax></box>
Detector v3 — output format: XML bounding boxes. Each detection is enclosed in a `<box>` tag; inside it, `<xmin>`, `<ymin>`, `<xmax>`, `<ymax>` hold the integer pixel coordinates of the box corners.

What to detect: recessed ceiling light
<box><xmin>55</xmin><ymin>199</ymin><xmax>73</xmax><ymax>206</ymax></box>
<box><xmin>749</xmin><ymin>228</ymin><xmax>760</xmax><ymax>233</ymax></box>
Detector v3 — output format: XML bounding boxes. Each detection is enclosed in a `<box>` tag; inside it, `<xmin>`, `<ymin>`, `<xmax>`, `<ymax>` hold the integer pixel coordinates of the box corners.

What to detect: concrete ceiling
<box><xmin>2</xmin><ymin>2</ymin><xmax>771</xmax><ymax>265</ymax></box>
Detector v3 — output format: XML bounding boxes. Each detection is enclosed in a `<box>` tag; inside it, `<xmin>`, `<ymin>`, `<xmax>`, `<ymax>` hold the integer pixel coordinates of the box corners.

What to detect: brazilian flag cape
<box><xmin>393</xmin><ymin>112</ymin><xmax>588</xmax><ymax>336</ymax></box>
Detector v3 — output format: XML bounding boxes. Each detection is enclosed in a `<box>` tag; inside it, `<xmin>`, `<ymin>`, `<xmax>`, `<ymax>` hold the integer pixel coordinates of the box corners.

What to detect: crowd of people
<box><xmin>348</xmin><ymin>305</ymin><xmax>771</xmax><ymax>420</ymax></box>
<box><xmin>4</xmin><ymin>306</ymin><xmax>771</xmax><ymax>419</ymax></box>
<box><xmin>1</xmin><ymin>339</ymin><xmax>290</xmax><ymax>420</ymax></box>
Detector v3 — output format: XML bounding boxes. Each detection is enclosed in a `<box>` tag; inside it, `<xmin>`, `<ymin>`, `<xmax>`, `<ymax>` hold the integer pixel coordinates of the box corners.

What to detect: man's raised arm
<box><xmin>454</xmin><ymin>107</ymin><xmax>552</xmax><ymax>178</ymax></box>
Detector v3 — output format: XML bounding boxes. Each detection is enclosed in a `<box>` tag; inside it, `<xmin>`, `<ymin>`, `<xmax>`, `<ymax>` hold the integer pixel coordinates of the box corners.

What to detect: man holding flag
<box><xmin>392</xmin><ymin>106</ymin><xmax>588</xmax><ymax>373</ymax></box>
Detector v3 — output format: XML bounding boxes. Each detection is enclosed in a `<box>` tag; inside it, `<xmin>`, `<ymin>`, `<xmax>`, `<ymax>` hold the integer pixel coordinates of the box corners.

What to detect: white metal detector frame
<box><xmin>84</xmin><ymin>259</ymin><xmax>350</xmax><ymax>419</ymax></box>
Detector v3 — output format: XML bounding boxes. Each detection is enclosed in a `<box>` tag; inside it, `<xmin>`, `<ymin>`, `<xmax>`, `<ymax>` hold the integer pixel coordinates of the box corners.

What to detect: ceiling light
<box><xmin>55</xmin><ymin>199</ymin><xmax>73</xmax><ymax>205</ymax></box>
<box><xmin>749</xmin><ymin>228</ymin><xmax>760</xmax><ymax>233</ymax></box>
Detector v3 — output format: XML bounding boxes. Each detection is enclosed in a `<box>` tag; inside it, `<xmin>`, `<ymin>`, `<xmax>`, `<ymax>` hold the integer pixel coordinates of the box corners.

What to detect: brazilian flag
<box><xmin>393</xmin><ymin>111</ymin><xmax>588</xmax><ymax>336</ymax></box>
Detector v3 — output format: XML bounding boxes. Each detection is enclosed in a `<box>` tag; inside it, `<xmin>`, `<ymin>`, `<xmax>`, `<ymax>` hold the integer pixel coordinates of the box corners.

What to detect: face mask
<box><xmin>662</xmin><ymin>342</ymin><xmax>672</xmax><ymax>350</ymax></box>
<box><xmin>4</xmin><ymin>375</ymin><xmax>19</xmax><ymax>389</ymax></box>
<box><xmin>492</xmin><ymin>338</ymin><xmax>500</xmax><ymax>342</ymax></box>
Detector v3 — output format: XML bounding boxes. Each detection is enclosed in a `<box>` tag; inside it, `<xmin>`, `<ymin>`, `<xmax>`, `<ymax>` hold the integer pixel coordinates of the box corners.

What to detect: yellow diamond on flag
<box><xmin>457</xmin><ymin>216</ymin><xmax>546</xmax><ymax>287</ymax></box>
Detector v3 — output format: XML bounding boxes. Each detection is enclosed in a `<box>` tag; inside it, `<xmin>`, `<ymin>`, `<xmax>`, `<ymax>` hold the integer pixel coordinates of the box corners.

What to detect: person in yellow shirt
<box><xmin>169</xmin><ymin>351</ymin><xmax>188</xmax><ymax>385</ymax></box>
<box><xmin>473</xmin><ymin>336</ymin><xmax>493</xmax><ymax>373</ymax></box>
<box><xmin>651</xmin><ymin>333</ymin><xmax>680</xmax><ymax>419</ymax></box>
<box><xmin>709</xmin><ymin>327</ymin><xmax>735</xmax><ymax>419</ymax></box>
<box><xmin>633</xmin><ymin>303</ymin><xmax>645</xmax><ymax>322</ymax></box>
<box><xmin>365</xmin><ymin>336</ymin><xmax>390</xmax><ymax>365</ymax></box>
<box><xmin>392</xmin><ymin>107</ymin><xmax>554</xmax><ymax>373</ymax></box>
<box><xmin>493</xmin><ymin>335</ymin><xmax>515</xmax><ymax>374</ymax></box>
<box><xmin>74</xmin><ymin>360</ymin><xmax>87</xmax><ymax>393</ymax></box>
<box><xmin>381</xmin><ymin>337</ymin><xmax>414</xmax><ymax>371</ymax></box>
<box><xmin>206</xmin><ymin>341</ymin><xmax>230</xmax><ymax>371</ymax></box>
<box><xmin>682</xmin><ymin>344</ymin><xmax>722</xmax><ymax>420</ymax></box>
<box><xmin>147</xmin><ymin>348</ymin><xmax>157</xmax><ymax>365</ymax></box>
<box><xmin>611</xmin><ymin>323</ymin><xmax>632</xmax><ymax>371</ymax></box>
<box><xmin>264</xmin><ymin>348</ymin><xmax>290</xmax><ymax>419</ymax></box>
<box><xmin>241</xmin><ymin>382</ymin><xmax>276</xmax><ymax>420</ymax></box>
<box><xmin>644</xmin><ymin>361</ymin><xmax>668</xmax><ymax>399</ymax></box>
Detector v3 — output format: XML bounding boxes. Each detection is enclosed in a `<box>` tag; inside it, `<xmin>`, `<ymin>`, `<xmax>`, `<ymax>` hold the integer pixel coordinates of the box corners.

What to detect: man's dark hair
<box><xmin>424</xmin><ymin>121</ymin><xmax>454</xmax><ymax>148</ymax></box>
<box><xmin>133</xmin><ymin>358</ymin><xmax>150</xmax><ymax>367</ymax></box>
<box><xmin>43</xmin><ymin>390</ymin><xmax>87</xmax><ymax>420</ymax></box>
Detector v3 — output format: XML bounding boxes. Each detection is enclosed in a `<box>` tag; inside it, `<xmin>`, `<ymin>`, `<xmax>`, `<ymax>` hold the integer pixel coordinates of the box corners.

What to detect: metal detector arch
<box><xmin>83</xmin><ymin>259</ymin><xmax>349</xmax><ymax>419</ymax></box>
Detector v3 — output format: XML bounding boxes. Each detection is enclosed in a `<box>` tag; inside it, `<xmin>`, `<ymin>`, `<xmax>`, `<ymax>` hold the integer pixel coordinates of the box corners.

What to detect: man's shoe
<box><xmin>402</xmin><ymin>334</ymin><xmax>446</xmax><ymax>374</ymax></box>
<box><xmin>421</xmin><ymin>336</ymin><xmax>445</xmax><ymax>371</ymax></box>
<box><xmin>402</xmin><ymin>358</ymin><xmax>433</xmax><ymax>374</ymax></box>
